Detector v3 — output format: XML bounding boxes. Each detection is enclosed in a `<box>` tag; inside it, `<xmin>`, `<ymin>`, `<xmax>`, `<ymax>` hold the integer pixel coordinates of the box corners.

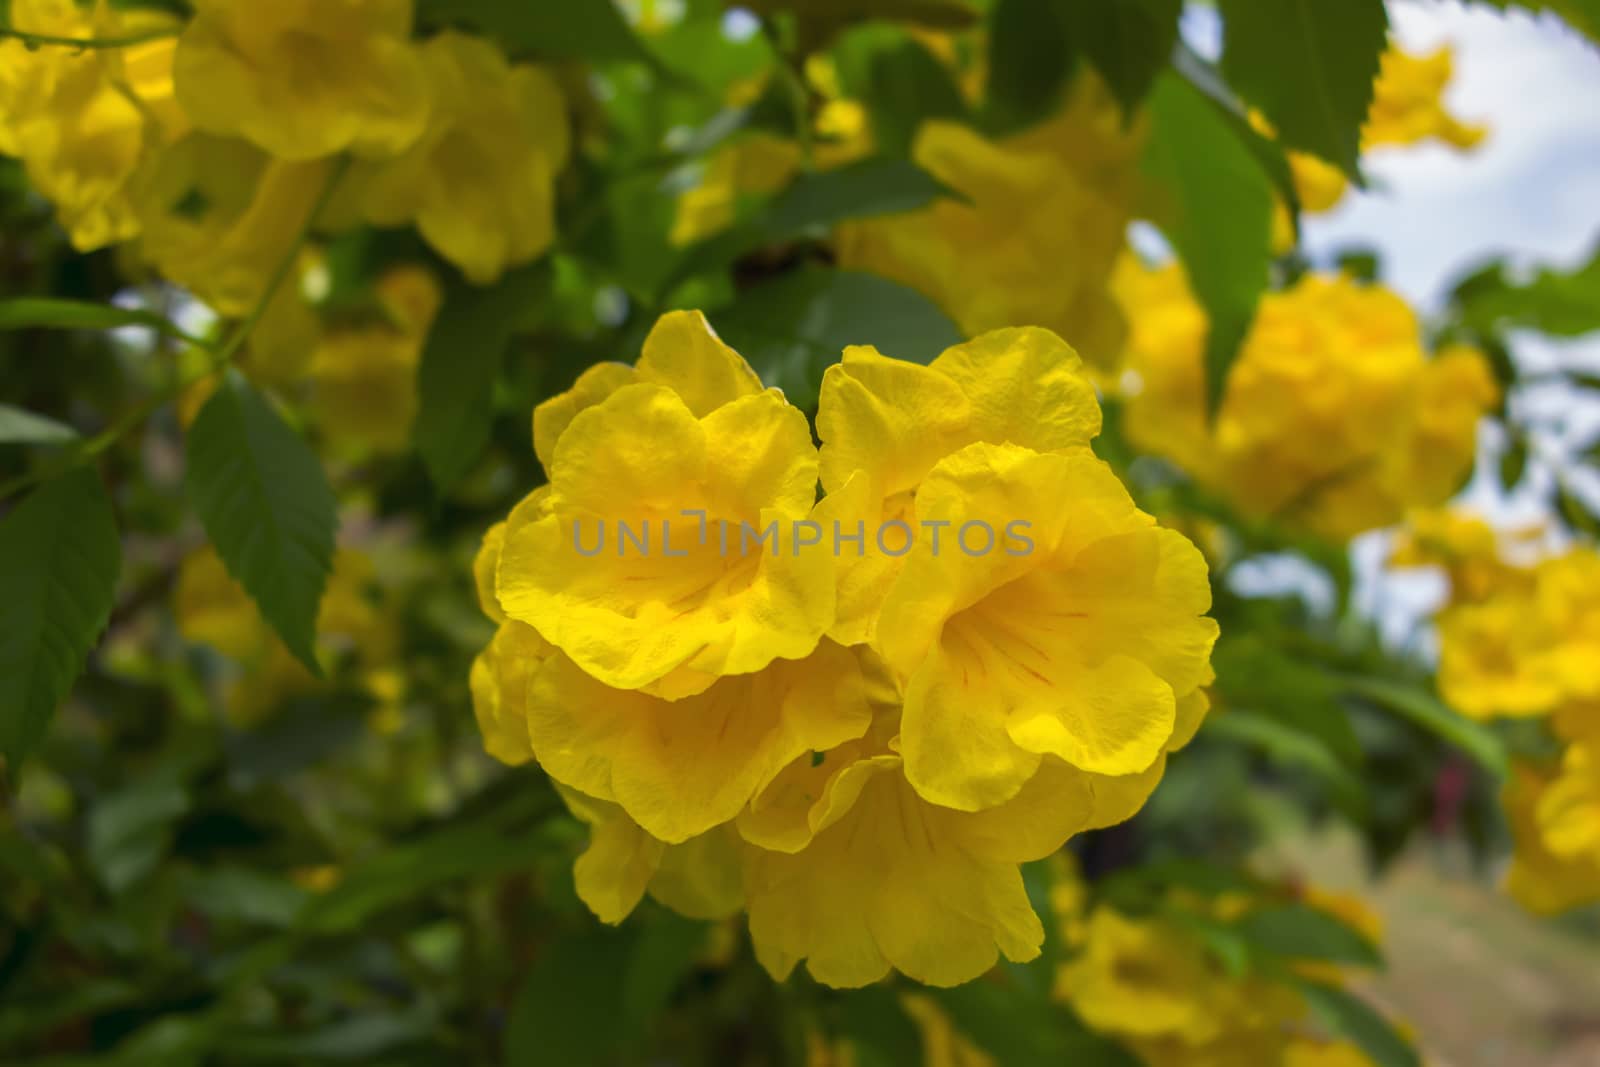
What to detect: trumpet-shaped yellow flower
<box><xmin>353</xmin><ymin>32</ymin><xmax>569</xmax><ymax>284</ymax></box>
<box><xmin>813</xmin><ymin>327</ymin><xmax>1101</xmax><ymax>645</ymax></box>
<box><xmin>0</xmin><ymin>1</ymin><xmax>184</xmax><ymax>250</ymax></box>
<box><xmin>874</xmin><ymin>442</ymin><xmax>1217</xmax><ymax>811</ymax></box>
<box><xmin>173</xmin><ymin>0</ymin><xmax>428</xmax><ymax>161</ymax></box>
<box><xmin>1119</xmin><ymin>263</ymin><xmax>1493</xmax><ymax>540</ymax></box>
<box><xmin>310</xmin><ymin>265</ymin><xmax>442</xmax><ymax>451</ymax></box>
<box><xmin>837</xmin><ymin>80</ymin><xmax>1139</xmax><ymax>372</ymax></box>
<box><xmin>1538</xmin><ymin>742</ymin><xmax>1600</xmax><ymax>861</ymax></box>
<box><xmin>494</xmin><ymin>311</ymin><xmax>834</xmax><ymax>696</ymax></box>
<box><xmin>743</xmin><ymin>741</ymin><xmax>1097</xmax><ymax>988</ymax></box>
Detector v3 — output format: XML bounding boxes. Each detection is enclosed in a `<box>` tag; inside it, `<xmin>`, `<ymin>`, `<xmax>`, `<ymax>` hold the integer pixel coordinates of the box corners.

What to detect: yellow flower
<box><xmin>837</xmin><ymin>76</ymin><xmax>1140</xmax><ymax>372</ymax></box>
<box><xmin>1058</xmin><ymin>909</ymin><xmax>1234</xmax><ymax>1046</ymax></box>
<box><xmin>133</xmin><ymin>135</ymin><xmax>337</xmax><ymax>315</ymax></box>
<box><xmin>1284</xmin><ymin>1040</ymin><xmax>1380</xmax><ymax>1067</ymax></box>
<box><xmin>813</xmin><ymin>327</ymin><xmax>1101</xmax><ymax>645</ymax></box>
<box><xmin>353</xmin><ymin>32</ymin><xmax>569</xmax><ymax>284</ymax></box>
<box><xmin>494</xmin><ymin>311</ymin><xmax>835</xmax><ymax>697</ymax></box>
<box><xmin>173</xmin><ymin>0</ymin><xmax>427</xmax><ymax>161</ymax></box>
<box><xmin>874</xmin><ymin>442</ymin><xmax>1217</xmax><ymax>811</ymax></box>
<box><xmin>1389</xmin><ymin>508</ymin><xmax>1527</xmax><ymax>605</ymax></box>
<box><xmin>1503</xmin><ymin>761</ymin><xmax>1600</xmax><ymax>915</ymax></box>
<box><xmin>742</xmin><ymin>733</ymin><xmax>1098</xmax><ymax>987</ymax></box>
<box><xmin>0</xmin><ymin>1</ymin><xmax>184</xmax><ymax>250</ymax></box>
<box><xmin>1538</xmin><ymin>742</ymin><xmax>1600</xmax><ymax>861</ymax></box>
<box><xmin>1437</xmin><ymin>549</ymin><xmax>1600</xmax><ymax>719</ymax></box>
<box><xmin>558</xmin><ymin>785</ymin><xmax>744</xmax><ymax>924</ymax></box>
<box><xmin>1365</xmin><ymin>46</ymin><xmax>1487</xmax><ymax>151</ymax></box>
<box><xmin>310</xmin><ymin>265</ymin><xmax>442</xmax><ymax>451</ymax></box>
<box><xmin>900</xmin><ymin>994</ymin><xmax>997</xmax><ymax>1067</ymax></box>
<box><xmin>670</xmin><ymin>134</ymin><xmax>803</xmax><ymax>247</ymax></box>
<box><xmin>1119</xmin><ymin>264</ymin><xmax>1493</xmax><ymax>540</ymax></box>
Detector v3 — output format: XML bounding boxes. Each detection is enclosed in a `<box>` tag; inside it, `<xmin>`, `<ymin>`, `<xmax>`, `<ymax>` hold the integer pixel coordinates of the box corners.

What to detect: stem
<box><xmin>0</xmin><ymin>158</ymin><xmax>351</xmax><ymax>504</ymax></box>
<box><xmin>0</xmin><ymin>27</ymin><xmax>180</xmax><ymax>50</ymax></box>
<box><xmin>758</xmin><ymin>17</ymin><xmax>814</xmax><ymax>169</ymax></box>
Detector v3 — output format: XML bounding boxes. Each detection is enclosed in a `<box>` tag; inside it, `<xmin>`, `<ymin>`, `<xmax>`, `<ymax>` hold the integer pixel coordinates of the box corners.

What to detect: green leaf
<box><xmin>1452</xmin><ymin>240</ymin><xmax>1600</xmax><ymax>338</ymax></box>
<box><xmin>833</xmin><ymin>985</ymin><xmax>925</xmax><ymax>1067</ymax></box>
<box><xmin>1214</xmin><ymin>634</ymin><xmax>1362</xmax><ymax>769</ymax></box>
<box><xmin>836</xmin><ymin>27</ymin><xmax>970</xmax><ymax>157</ymax></box>
<box><xmin>1141</xmin><ymin>71</ymin><xmax>1273</xmax><ymax>416</ymax></box>
<box><xmin>1205</xmin><ymin>708</ymin><xmax>1366</xmax><ymax>818</ymax></box>
<box><xmin>413</xmin><ymin>263</ymin><xmax>545</xmax><ymax>493</ymax></box>
<box><xmin>506</xmin><ymin>926</ymin><xmax>636</xmax><ymax>1067</ymax></box>
<box><xmin>0</xmin><ymin>405</ymin><xmax>78</xmax><ymax>445</ymax></box>
<box><xmin>87</xmin><ymin>775</ymin><xmax>190</xmax><ymax>893</ymax></box>
<box><xmin>983</xmin><ymin>0</ymin><xmax>1076</xmax><ymax>134</ymax></box>
<box><xmin>620</xmin><ymin>913</ymin><xmax>707</xmax><ymax>1032</ymax></box>
<box><xmin>0</xmin><ymin>466</ymin><xmax>120</xmax><ymax>766</ymax></box>
<box><xmin>1218</xmin><ymin>0</ymin><xmax>1388</xmax><ymax>180</ymax></box>
<box><xmin>415</xmin><ymin>0</ymin><xmax>659</xmax><ymax>66</ymax></box>
<box><xmin>1341</xmin><ymin>675</ymin><xmax>1508</xmax><ymax>777</ymax></box>
<box><xmin>184</xmin><ymin>371</ymin><xmax>336</xmax><ymax>675</ymax></box>
<box><xmin>0</xmin><ymin>297</ymin><xmax>207</xmax><ymax>346</ymax></box>
<box><xmin>933</xmin><ymin>982</ymin><xmax>1140</xmax><ymax>1067</ymax></box>
<box><xmin>223</xmin><ymin>691</ymin><xmax>371</xmax><ymax>789</ymax></box>
<box><xmin>297</xmin><ymin>823</ymin><xmax>542</xmax><ymax>933</ymax></box>
<box><xmin>1296</xmin><ymin>980</ymin><xmax>1421</xmax><ymax>1067</ymax></box>
<box><xmin>1557</xmin><ymin>479</ymin><xmax>1600</xmax><ymax>538</ymax></box>
<box><xmin>766</xmin><ymin>156</ymin><xmax>954</xmax><ymax>236</ymax></box>
<box><xmin>1062</xmin><ymin>0</ymin><xmax>1184</xmax><ymax>119</ymax></box>
<box><xmin>1232</xmin><ymin>903</ymin><xmax>1383</xmax><ymax>968</ymax></box>
<box><xmin>710</xmin><ymin>268</ymin><xmax>961</xmax><ymax>409</ymax></box>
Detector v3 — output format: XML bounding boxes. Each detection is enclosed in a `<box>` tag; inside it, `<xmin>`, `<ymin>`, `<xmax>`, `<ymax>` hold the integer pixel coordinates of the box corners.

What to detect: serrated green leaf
<box><xmin>765</xmin><ymin>156</ymin><xmax>954</xmax><ymax>236</ymax></box>
<box><xmin>0</xmin><ymin>466</ymin><xmax>120</xmax><ymax>766</ymax></box>
<box><xmin>184</xmin><ymin>371</ymin><xmax>336</xmax><ymax>675</ymax></box>
<box><xmin>413</xmin><ymin>263</ymin><xmax>546</xmax><ymax>493</ymax></box>
<box><xmin>1232</xmin><ymin>903</ymin><xmax>1383</xmax><ymax>968</ymax></box>
<box><xmin>0</xmin><ymin>297</ymin><xmax>208</xmax><ymax>346</ymax></box>
<box><xmin>1062</xmin><ymin>0</ymin><xmax>1184</xmax><ymax>119</ymax></box>
<box><xmin>86</xmin><ymin>775</ymin><xmax>190</xmax><ymax>894</ymax></box>
<box><xmin>710</xmin><ymin>268</ymin><xmax>961</xmax><ymax>409</ymax></box>
<box><xmin>0</xmin><ymin>404</ymin><xmax>78</xmax><ymax>445</ymax></box>
<box><xmin>1141</xmin><ymin>71</ymin><xmax>1273</xmax><ymax>416</ymax></box>
<box><xmin>1218</xmin><ymin>0</ymin><xmax>1388</xmax><ymax>180</ymax></box>
<box><xmin>1297</xmin><ymin>980</ymin><xmax>1421</xmax><ymax>1067</ymax></box>
<box><xmin>1452</xmin><ymin>239</ymin><xmax>1600</xmax><ymax>338</ymax></box>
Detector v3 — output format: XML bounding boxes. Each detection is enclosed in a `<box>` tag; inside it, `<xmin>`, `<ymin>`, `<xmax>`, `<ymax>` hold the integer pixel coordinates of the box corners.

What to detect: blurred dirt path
<box><xmin>1263</xmin><ymin>829</ymin><xmax>1600</xmax><ymax>1066</ymax></box>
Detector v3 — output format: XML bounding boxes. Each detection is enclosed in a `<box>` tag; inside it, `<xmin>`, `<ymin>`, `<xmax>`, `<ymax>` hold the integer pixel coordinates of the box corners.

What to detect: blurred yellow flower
<box><xmin>310</xmin><ymin>265</ymin><xmax>442</xmax><ymax>451</ymax></box>
<box><xmin>1366</xmin><ymin>46</ymin><xmax>1488</xmax><ymax>152</ymax></box>
<box><xmin>1119</xmin><ymin>261</ymin><xmax>1494</xmax><ymax>540</ymax></box>
<box><xmin>0</xmin><ymin>0</ymin><xmax>185</xmax><ymax>250</ymax></box>
<box><xmin>1503</xmin><ymin>760</ymin><xmax>1600</xmax><ymax>915</ymax></box>
<box><xmin>837</xmin><ymin>76</ymin><xmax>1140</xmax><ymax>372</ymax></box>
<box><xmin>173</xmin><ymin>0</ymin><xmax>427</xmax><ymax>161</ymax></box>
<box><xmin>353</xmin><ymin>32</ymin><xmax>570</xmax><ymax>284</ymax></box>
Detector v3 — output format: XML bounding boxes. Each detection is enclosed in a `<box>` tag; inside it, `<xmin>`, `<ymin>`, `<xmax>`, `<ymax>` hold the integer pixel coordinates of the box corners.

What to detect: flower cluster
<box><xmin>1391</xmin><ymin>511</ymin><xmax>1600</xmax><ymax>913</ymax></box>
<box><xmin>471</xmin><ymin>310</ymin><xmax>1218</xmax><ymax>987</ymax></box>
<box><xmin>1117</xmin><ymin>261</ymin><xmax>1498</xmax><ymax>540</ymax></box>
<box><xmin>0</xmin><ymin>0</ymin><xmax>568</xmax><ymax>453</ymax></box>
